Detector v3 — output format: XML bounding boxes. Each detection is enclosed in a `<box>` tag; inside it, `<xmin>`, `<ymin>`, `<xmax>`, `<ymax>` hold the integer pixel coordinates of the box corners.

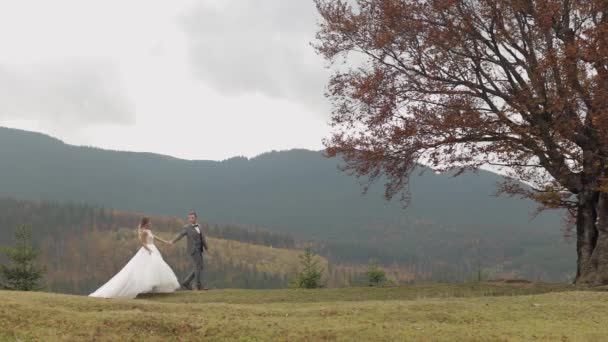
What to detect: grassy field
<box><xmin>0</xmin><ymin>283</ymin><xmax>607</xmax><ymax>341</ymax></box>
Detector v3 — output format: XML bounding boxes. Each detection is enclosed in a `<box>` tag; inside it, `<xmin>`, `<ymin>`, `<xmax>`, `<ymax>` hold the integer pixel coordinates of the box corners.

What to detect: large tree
<box><xmin>314</xmin><ymin>0</ymin><xmax>608</xmax><ymax>285</ymax></box>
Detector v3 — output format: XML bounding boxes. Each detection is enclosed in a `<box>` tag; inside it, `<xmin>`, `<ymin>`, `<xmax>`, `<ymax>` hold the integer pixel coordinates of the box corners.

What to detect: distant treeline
<box><xmin>205</xmin><ymin>224</ymin><xmax>295</xmax><ymax>249</ymax></box>
<box><xmin>0</xmin><ymin>198</ymin><xmax>294</xmax><ymax>249</ymax></box>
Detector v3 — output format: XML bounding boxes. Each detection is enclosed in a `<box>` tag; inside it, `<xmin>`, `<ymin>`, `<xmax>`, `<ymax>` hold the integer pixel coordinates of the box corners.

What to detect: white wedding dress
<box><xmin>89</xmin><ymin>229</ymin><xmax>180</xmax><ymax>299</ymax></box>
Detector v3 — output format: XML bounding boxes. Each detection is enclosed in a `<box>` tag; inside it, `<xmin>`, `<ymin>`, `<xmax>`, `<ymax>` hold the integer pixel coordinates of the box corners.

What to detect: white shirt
<box><xmin>194</xmin><ymin>225</ymin><xmax>200</xmax><ymax>234</ymax></box>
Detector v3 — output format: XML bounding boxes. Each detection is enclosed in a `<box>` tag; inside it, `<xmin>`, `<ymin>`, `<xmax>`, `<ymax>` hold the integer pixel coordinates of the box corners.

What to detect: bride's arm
<box><xmin>154</xmin><ymin>235</ymin><xmax>170</xmax><ymax>245</ymax></box>
<box><xmin>139</xmin><ymin>230</ymin><xmax>153</xmax><ymax>254</ymax></box>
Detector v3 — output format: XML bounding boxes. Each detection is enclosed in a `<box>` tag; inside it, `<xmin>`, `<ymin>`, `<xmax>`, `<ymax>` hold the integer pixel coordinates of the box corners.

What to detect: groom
<box><xmin>170</xmin><ymin>211</ymin><xmax>209</xmax><ymax>290</ymax></box>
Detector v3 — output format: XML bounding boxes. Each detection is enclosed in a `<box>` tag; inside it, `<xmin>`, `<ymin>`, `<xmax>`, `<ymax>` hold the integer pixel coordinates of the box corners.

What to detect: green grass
<box><xmin>0</xmin><ymin>283</ymin><xmax>606</xmax><ymax>341</ymax></box>
<box><xmin>139</xmin><ymin>282</ymin><xmax>575</xmax><ymax>304</ymax></box>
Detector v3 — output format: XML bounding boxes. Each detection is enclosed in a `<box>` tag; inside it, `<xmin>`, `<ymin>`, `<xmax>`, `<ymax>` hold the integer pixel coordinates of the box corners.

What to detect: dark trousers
<box><xmin>182</xmin><ymin>252</ymin><xmax>204</xmax><ymax>289</ymax></box>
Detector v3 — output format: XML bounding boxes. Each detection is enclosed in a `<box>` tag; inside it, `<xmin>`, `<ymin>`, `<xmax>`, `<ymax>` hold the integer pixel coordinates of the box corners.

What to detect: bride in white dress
<box><xmin>89</xmin><ymin>217</ymin><xmax>180</xmax><ymax>299</ymax></box>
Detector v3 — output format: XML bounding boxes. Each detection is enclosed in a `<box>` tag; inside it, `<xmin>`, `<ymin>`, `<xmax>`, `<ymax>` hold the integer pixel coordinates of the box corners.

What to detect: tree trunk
<box><xmin>575</xmin><ymin>191</ymin><xmax>597</xmax><ymax>283</ymax></box>
<box><xmin>575</xmin><ymin>191</ymin><xmax>608</xmax><ymax>286</ymax></box>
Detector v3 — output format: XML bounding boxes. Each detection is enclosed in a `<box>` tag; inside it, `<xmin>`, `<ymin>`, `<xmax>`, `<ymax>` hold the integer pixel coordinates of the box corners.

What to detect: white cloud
<box><xmin>180</xmin><ymin>0</ymin><xmax>330</xmax><ymax>114</ymax></box>
<box><xmin>0</xmin><ymin>63</ymin><xmax>133</xmax><ymax>126</ymax></box>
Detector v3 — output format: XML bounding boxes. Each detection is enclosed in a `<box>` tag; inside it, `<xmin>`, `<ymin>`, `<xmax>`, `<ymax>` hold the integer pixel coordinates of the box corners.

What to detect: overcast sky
<box><xmin>0</xmin><ymin>0</ymin><xmax>331</xmax><ymax>160</ymax></box>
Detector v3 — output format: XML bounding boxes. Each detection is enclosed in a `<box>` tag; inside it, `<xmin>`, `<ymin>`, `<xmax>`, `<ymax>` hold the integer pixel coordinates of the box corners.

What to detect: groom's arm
<box><xmin>170</xmin><ymin>227</ymin><xmax>188</xmax><ymax>244</ymax></box>
<box><xmin>202</xmin><ymin>234</ymin><xmax>209</xmax><ymax>252</ymax></box>
<box><xmin>154</xmin><ymin>235</ymin><xmax>170</xmax><ymax>245</ymax></box>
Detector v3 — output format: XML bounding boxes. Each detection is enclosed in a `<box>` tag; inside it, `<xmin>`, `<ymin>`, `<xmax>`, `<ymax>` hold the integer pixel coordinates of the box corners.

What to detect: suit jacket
<box><xmin>172</xmin><ymin>224</ymin><xmax>209</xmax><ymax>255</ymax></box>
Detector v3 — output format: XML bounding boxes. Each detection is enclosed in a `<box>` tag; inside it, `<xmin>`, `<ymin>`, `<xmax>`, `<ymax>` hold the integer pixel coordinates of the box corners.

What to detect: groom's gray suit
<box><xmin>171</xmin><ymin>223</ymin><xmax>209</xmax><ymax>290</ymax></box>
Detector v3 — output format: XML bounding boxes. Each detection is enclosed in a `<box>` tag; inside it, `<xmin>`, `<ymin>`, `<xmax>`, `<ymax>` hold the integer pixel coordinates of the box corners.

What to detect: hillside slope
<box><xmin>0</xmin><ymin>198</ymin><xmax>317</xmax><ymax>293</ymax></box>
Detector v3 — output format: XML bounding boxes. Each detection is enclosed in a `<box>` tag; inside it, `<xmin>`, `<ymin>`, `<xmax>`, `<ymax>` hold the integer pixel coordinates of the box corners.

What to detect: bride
<box><xmin>89</xmin><ymin>217</ymin><xmax>180</xmax><ymax>299</ymax></box>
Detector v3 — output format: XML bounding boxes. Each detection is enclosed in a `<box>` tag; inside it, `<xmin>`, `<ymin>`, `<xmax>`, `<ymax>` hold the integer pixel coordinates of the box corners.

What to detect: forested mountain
<box><xmin>0</xmin><ymin>127</ymin><xmax>573</xmax><ymax>281</ymax></box>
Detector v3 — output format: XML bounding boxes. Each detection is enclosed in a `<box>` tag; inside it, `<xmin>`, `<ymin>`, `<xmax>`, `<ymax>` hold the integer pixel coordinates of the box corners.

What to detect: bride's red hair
<box><xmin>139</xmin><ymin>217</ymin><xmax>150</xmax><ymax>229</ymax></box>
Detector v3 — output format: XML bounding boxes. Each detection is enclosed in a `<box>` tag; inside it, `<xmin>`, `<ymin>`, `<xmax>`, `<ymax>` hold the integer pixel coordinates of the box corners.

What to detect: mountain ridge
<box><xmin>0</xmin><ymin>126</ymin><xmax>324</xmax><ymax>162</ymax></box>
